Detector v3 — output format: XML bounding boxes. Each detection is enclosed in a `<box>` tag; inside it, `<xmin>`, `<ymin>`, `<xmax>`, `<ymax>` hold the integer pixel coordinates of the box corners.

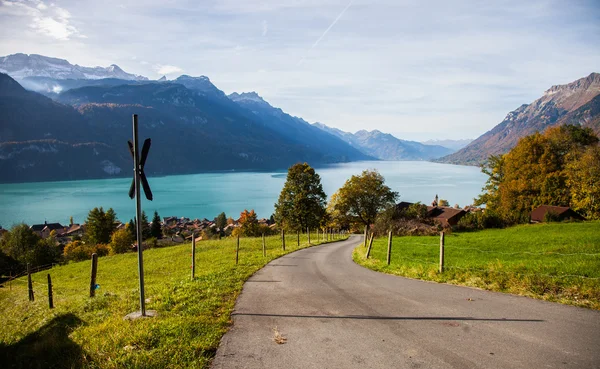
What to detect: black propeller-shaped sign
<box><xmin>128</xmin><ymin>138</ymin><xmax>153</xmax><ymax>201</ymax></box>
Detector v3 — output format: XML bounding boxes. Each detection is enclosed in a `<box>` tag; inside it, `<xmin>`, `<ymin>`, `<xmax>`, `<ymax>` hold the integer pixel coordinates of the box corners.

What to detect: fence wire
<box><xmin>368</xmin><ymin>236</ymin><xmax>600</xmax><ymax>281</ymax></box>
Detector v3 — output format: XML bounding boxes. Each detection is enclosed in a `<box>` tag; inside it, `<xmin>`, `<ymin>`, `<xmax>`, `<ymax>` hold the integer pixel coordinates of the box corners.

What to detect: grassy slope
<box><xmin>353</xmin><ymin>221</ymin><xmax>600</xmax><ymax>309</ymax></box>
<box><xmin>0</xmin><ymin>232</ymin><xmax>345</xmax><ymax>369</ymax></box>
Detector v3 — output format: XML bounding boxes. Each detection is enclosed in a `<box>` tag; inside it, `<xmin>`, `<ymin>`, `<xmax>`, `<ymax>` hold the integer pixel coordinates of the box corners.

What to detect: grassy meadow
<box><xmin>0</xmin><ymin>231</ymin><xmax>345</xmax><ymax>369</ymax></box>
<box><xmin>354</xmin><ymin>221</ymin><xmax>600</xmax><ymax>309</ymax></box>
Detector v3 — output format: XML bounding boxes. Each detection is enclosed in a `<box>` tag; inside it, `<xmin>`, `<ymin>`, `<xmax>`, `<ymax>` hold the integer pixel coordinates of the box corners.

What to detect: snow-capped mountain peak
<box><xmin>228</xmin><ymin>91</ymin><xmax>268</xmax><ymax>105</ymax></box>
<box><xmin>0</xmin><ymin>53</ymin><xmax>148</xmax><ymax>81</ymax></box>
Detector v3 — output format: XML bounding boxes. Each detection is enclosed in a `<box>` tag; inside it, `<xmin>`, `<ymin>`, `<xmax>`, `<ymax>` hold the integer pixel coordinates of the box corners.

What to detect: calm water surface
<box><xmin>0</xmin><ymin>161</ymin><xmax>486</xmax><ymax>227</ymax></box>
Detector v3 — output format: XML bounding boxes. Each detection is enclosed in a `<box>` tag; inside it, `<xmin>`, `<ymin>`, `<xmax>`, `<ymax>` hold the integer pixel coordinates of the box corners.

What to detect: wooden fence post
<box><xmin>191</xmin><ymin>233</ymin><xmax>196</xmax><ymax>280</ymax></box>
<box><xmin>236</xmin><ymin>235</ymin><xmax>240</xmax><ymax>265</ymax></box>
<box><xmin>307</xmin><ymin>227</ymin><xmax>310</xmax><ymax>244</ymax></box>
<box><xmin>262</xmin><ymin>233</ymin><xmax>266</xmax><ymax>257</ymax></box>
<box><xmin>365</xmin><ymin>233</ymin><xmax>374</xmax><ymax>258</ymax></box>
<box><xmin>27</xmin><ymin>263</ymin><xmax>34</xmax><ymax>302</ymax></box>
<box><xmin>297</xmin><ymin>230</ymin><xmax>300</xmax><ymax>247</ymax></box>
<box><xmin>89</xmin><ymin>253</ymin><xmax>98</xmax><ymax>298</ymax></box>
<box><xmin>364</xmin><ymin>225</ymin><xmax>368</xmax><ymax>248</ymax></box>
<box><xmin>439</xmin><ymin>231</ymin><xmax>445</xmax><ymax>273</ymax></box>
<box><xmin>47</xmin><ymin>274</ymin><xmax>53</xmax><ymax>309</ymax></box>
<box><xmin>387</xmin><ymin>231</ymin><xmax>392</xmax><ymax>265</ymax></box>
<box><xmin>281</xmin><ymin>230</ymin><xmax>286</xmax><ymax>251</ymax></box>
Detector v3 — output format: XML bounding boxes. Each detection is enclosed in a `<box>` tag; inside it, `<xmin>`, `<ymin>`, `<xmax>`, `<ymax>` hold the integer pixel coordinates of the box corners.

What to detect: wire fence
<box><xmin>365</xmin><ymin>232</ymin><xmax>600</xmax><ymax>281</ymax></box>
<box><xmin>1</xmin><ymin>229</ymin><xmax>349</xmax><ymax>307</ymax></box>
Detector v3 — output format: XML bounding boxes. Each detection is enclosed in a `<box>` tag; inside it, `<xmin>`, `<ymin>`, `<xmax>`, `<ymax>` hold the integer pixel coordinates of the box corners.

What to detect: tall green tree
<box><xmin>215</xmin><ymin>212</ymin><xmax>227</xmax><ymax>231</ymax></box>
<box><xmin>129</xmin><ymin>212</ymin><xmax>152</xmax><ymax>240</ymax></box>
<box><xmin>150</xmin><ymin>211</ymin><xmax>163</xmax><ymax>239</ymax></box>
<box><xmin>274</xmin><ymin>163</ymin><xmax>327</xmax><ymax>230</ymax></box>
<box><xmin>127</xmin><ymin>219</ymin><xmax>136</xmax><ymax>238</ymax></box>
<box><xmin>0</xmin><ymin>224</ymin><xmax>40</xmax><ymax>265</ymax></box>
<box><xmin>332</xmin><ymin>169</ymin><xmax>398</xmax><ymax>227</ymax></box>
<box><xmin>0</xmin><ymin>224</ymin><xmax>61</xmax><ymax>268</ymax></box>
<box><xmin>85</xmin><ymin>207</ymin><xmax>117</xmax><ymax>244</ymax></box>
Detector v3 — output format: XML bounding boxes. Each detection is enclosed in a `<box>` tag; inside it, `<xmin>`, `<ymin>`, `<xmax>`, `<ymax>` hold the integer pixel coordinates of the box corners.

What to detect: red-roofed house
<box><xmin>530</xmin><ymin>206</ymin><xmax>585</xmax><ymax>223</ymax></box>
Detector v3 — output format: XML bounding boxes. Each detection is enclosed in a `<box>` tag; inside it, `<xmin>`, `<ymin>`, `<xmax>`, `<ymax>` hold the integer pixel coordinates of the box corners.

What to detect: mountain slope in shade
<box><xmin>0</xmin><ymin>140</ymin><xmax>129</xmax><ymax>182</ymax></box>
<box><xmin>440</xmin><ymin>73</ymin><xmax>600</xmax><ymax>165</ymax></box>
<box><xmin>1</xmin><ymin>71</ymin><xmax>379</xmax><ymax>183</ymax></box>
<box><xmin>313</xmin><ymin>123</ymin><xmax>452</xmax><ymax>160</ymax></box>
<box><xmin>0</xmin><ymin>53</ymin><xmax>148</xmax><ymax>81</ymax></box>
<box><xmin>228</xmin><ymin>91</ymin><xmax>371</xmax><ymax>162</ymax></box>
<box><xmin>0</xmin><ymin>73</ymin><xmax>93</xmax><ymax>143</ymax></box>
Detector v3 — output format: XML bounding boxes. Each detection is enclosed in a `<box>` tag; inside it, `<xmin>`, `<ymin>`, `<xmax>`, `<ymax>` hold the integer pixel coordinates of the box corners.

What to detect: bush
<box><xmin>95</xmin><ymin>244</ymin><xmax>110</xmax><ymax>257</ymax></box>
<box><xmin>63</xmin><ymin>241</ymin><xmax>92</xmax><ymax>262</ymax></box>
<box><xmin>373</xmin><ymin>204</ymin><xmax>438</xmax><ymax>236</ymax></box>
<box><xmin>64</xmin><ymin>241</ymin><xmax>109</xmax><ymax>262</ymax></box>
<box><xmin>455</xmin><ymin>211</ymin><xmax>505</xmax><ymax>231</ymax></box>
<box><xmin>109</xmin><ymin>228</ymin><xmax>134</xmax><ymax>255</ymax></box>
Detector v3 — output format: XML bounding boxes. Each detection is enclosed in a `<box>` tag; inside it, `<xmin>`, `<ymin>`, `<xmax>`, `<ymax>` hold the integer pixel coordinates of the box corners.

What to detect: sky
<box><xmin>0</xmin><ymin>0</ymin><xmax>599</xmax><ymax>141</ymax></box>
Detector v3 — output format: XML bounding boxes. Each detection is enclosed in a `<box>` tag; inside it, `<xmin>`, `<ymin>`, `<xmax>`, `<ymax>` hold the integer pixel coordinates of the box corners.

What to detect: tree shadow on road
<box><xmin>232</xmin><ymin>313</ymin><xmax>544</xmax><ymax>322</ymax></box>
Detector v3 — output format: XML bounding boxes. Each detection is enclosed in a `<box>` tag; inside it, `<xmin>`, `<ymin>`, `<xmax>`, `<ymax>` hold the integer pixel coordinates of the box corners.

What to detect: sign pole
<box><xmin>133</xmin><ymin>114</ymin><xmax>147</xmax><ymax>317</ymax></box>
<box><xmin>125</xmin><ymin>115</ymin><xmax>155</xmax><ymax>320</ymax></box>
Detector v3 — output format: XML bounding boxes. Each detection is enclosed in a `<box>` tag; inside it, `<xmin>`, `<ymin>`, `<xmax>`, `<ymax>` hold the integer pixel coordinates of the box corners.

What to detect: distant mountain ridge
<box><xmin>313</xmin><ymin>123</ymin><xmax>452</xmax><ymax>160</ymax></box>
<box><xmin>0</xmin><ymin>53</ymin><xmax>147</xmax><ymax>81</ymax></box>
<box><xmin>440</xmin><ymin>73</ymin><xmax>600</xmax><ymax>165</ymax></box>
<box><xmin>228</xmin><ymin>92</ymin><xmax>370</xmax><ymax>162</ymax></box>
<box><xmin>0</xmin><ymin>70</ymin><xmax>370</xmax><ymax>183</ymax></box>
<box><xmin>421</xmin><ymin>139</ymin><xmax>472</xmax><ymax>151</ymax></box>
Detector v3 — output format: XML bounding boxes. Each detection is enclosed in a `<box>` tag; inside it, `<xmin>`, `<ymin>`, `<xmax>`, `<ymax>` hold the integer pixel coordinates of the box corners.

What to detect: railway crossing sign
<box><xmin>128</xmin><ymin>138</ymin><xmax>153</xmax><ymax>201</ymax></box>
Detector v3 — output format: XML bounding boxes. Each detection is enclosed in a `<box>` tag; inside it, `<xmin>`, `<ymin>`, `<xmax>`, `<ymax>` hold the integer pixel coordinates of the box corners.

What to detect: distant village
<box><xmin>0</xmin><ymin>214</ymin><xmax>276</xmax><ymax>245</ymax></box>
<box><xmin>0</xmin><ymin>194</ymin><xmax>580</xmax><ymax>245</ymax></box>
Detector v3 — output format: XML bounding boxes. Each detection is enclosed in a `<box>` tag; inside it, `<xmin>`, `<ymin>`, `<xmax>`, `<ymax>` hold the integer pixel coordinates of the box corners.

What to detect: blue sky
<box><xmin>0</xmin><ymin>0</ymin><xmax>599</xmax><ymax>141</ymax></box>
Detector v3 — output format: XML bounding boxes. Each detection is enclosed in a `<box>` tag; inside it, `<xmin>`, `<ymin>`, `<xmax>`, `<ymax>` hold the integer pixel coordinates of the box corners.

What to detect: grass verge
<box><xmin>0</xmin><ymin>232</ymin><xmax>346</xmax><ymax>369</ymax></box>
<box><xmin>353</xmin><ymin>221</ymin><xmax>600</xmax><ymax>309</ymax></box>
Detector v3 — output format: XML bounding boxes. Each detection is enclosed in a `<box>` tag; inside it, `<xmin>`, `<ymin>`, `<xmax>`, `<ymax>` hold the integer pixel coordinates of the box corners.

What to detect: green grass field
<box><xmin>0</xmin><ymin>231</ymin><xmax>345</xmax><ymax>369</ymax></box>
<box><xmin>354</xmin><ymin>221</ymin><xmax>600</xmax><ymax>309</ymax></box>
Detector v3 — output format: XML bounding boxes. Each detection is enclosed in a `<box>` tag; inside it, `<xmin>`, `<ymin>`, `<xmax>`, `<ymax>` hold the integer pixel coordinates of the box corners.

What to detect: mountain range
<box><xmin>2</xmin><ymin>53</ymin><xmax>597</xmax><ymax>182</ymax></box>
<box><xmin>312</xmin><ymin>124</ymin><xmax>453</xmax><ymax>161</ymax></box>
<box><xmin>0</xmin><ymin>53</ymin><xmax>147</xmax><ymax>81</ymax></box>
<box><xmin>0</xmin><ymin>53</ymin><xmax>462</xmax><ymax>183</ymax></box>
<box><xmin>440</xmin><ymin>73</ymin><xmax>600</xmax><ymax>165</ymax></box>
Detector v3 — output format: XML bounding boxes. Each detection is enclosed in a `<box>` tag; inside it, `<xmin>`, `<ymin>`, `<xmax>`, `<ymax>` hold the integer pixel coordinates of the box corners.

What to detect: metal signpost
<box><xmin>126</xmin><ymin>114</ymin><xmax>156</xmax><ymax>319</ymax></box>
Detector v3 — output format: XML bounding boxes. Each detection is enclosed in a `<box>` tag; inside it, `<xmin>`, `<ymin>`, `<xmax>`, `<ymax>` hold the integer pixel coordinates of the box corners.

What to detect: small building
<box><xmin>426</xmin><ymin>206</ymin><xmax>467</xmax><ymax>227</ymax></box>
<box><xmin>30</xmin><ymin>221</ymin><xmax>65</xmax><ymax>238</ymax></box>
<box><xmin>530</xmin><ymin>206</ymin><xmax>585</xmax><ymax>223</ymax></box>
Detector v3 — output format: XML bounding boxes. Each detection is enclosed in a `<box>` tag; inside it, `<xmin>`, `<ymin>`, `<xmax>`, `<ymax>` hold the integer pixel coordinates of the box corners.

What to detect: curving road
<box><xmin>212</xmin><ymin>236</ymin><xmax>600</xmax><ymax>369</ymax></box>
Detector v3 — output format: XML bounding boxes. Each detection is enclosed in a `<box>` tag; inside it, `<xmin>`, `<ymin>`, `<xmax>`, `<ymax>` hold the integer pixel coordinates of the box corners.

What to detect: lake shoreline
<box><xmin>0</xmin><ymin>161</ymin><xmax>486</xmax><ymax>227</ymax></box>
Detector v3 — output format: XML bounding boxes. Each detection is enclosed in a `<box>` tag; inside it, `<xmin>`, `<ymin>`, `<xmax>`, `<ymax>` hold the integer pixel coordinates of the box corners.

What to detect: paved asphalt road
<box><xmin>212</xmin><ymin>235</ymin><xmax>600</xmax><ymax>369</ymax></box>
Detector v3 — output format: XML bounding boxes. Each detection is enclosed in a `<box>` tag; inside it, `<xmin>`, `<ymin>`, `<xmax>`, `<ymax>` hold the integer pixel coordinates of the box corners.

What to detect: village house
<box><xmin>30</xmin><ymin>221</ymin><xmax>66</xmax><ymax>238</ymax></box>
<box><xmin>426</xmin><ymin>206</ymin><xmax>467</xmax><ymax>227</ymax></box>
<box><xmin>395</xmin><ymin>196</ymin><xmax>469</xmax><ymax>227</ymax></box>
<box><xmin>530</xmin><ymin>205</ymin><xmax>585</xmax><ymax>223</ymax></box>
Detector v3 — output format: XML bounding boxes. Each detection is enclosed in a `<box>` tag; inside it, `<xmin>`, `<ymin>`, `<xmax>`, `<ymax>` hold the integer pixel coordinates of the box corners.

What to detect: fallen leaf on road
<box><xmin>273</xmin><ymin>326</ymin><xmax>287</xmax><ymax>344</ymax></box>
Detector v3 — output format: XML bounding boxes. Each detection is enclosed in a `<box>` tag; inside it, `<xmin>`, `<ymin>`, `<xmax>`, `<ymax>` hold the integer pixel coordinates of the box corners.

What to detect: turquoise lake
<box><xmin>0</xmin><ymin>161</ymin><xmax>487</xmax><ymax>227</ymax></box>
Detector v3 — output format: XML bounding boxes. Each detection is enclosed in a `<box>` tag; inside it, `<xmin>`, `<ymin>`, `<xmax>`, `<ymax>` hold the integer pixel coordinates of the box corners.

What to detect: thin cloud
<box><xmin>262</xmin><ymin>20</ymin><xmax>268</xmax><ymax>36</ymax></box>
<box><xmin>298</xmin><ymin>0</ymin><xmax>354</xmax><ymax>65</ymax></box>
<box><xmin>153</xmin><ymin>64</ymin><xmax>183</xmax><ymax>75</ymax></box>
<box><xmin>1</xmin><ymin>0</ymin><xmax>84</xmax><ymax>41</ymax></box>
